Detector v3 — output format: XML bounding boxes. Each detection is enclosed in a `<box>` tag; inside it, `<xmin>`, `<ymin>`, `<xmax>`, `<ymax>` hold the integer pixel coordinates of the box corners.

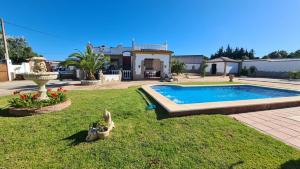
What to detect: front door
<box><xmin>211</xmin><ymin>64</ymin><xmax>217</xmax><ymax>75</ymax></box>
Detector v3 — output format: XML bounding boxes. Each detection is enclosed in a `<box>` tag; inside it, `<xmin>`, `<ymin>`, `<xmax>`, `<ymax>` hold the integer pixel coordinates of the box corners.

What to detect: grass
<box><xmin>0</xmin><ymin>82</ymin><xmax>299</xmax><ymax>168</ymax></box>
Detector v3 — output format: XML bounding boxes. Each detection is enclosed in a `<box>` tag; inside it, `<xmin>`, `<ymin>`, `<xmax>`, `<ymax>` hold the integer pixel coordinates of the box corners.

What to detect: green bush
<box><xmin>199</xmin><ymin>61</ymin><xmax>208</xmax><ymax>77</ymax></box>
<box><xmin>9</xmin><ymin>88</ymin><xmax>67</xmax><ymax>108</ymax></box>
<box><xmin>288</xmin><ymin>71</ymin><xmax>300</xmax><ymax>79</ymax></box>
<box><xmin>249</xmin><ymin>66</ymin><xmax>257</xmax><ymax>76</ymax></box>
<box><xmin>171</xmin><ymin>60</ymin><xmax>186</xmax><ymax>75</ymax></box>
<box><xmin>240</xmin><ymin>66</ymin><xmax>248</xmax><ymax>76</ymax></box>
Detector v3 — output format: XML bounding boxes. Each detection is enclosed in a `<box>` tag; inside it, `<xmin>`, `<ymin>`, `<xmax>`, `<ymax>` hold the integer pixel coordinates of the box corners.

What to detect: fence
<box><xmin>122</xmin><ymin>70</ymin><xmax>131</xmax><ymax>80</ymax></box>
<box><xmin>0</xmin><ymin>63</ymin><xmax>9</xmax><ymax>81</ymax></box>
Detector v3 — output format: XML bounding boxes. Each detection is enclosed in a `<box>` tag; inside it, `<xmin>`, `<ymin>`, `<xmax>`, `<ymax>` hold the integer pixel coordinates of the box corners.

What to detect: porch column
<box><xmin>224</xmin><ymin>62</ymin><xmax>227</xmax><ymax>76</ymax></box>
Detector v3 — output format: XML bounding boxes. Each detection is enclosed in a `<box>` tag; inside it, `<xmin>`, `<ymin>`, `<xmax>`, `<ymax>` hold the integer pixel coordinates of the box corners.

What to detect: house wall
<box><xmin>172</xmin><ymin>55</ymin><xmax>204</xmax><ymax>73</ymax></box>
<box><xmin>206</xmin><ymin>62</ymin><xmax>239</xmax><ymax>75</ymax></box>
<box><xmin>9</xmin><ymin>62</ymin><xmax>31</xmax><ymax>79</ymax></box>
<box><xmin>242</xmin><ymin>59</ymin><xmax>300</xmax><ymax>78</ymax></box>
<box><xmin>133</xmin><ymin>53</ymin><xmax>170</xmax><ymax>80</ymax></box>
<box><xmin>186</xmin><ymin>64</ymin><xmax>201</xmax><ymax>72</ymax></box>
<box><xmin>227</xmin><ymin>62</ymin><xmax>239</xmax><ymax>74</ymax></box>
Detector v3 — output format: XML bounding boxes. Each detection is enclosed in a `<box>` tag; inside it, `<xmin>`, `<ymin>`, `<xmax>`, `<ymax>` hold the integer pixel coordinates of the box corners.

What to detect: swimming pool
<box><xmin>151</xmin><ymin>85</ymin><xmax>300</xmax><ymax>104</ymax></box>
<box><xmin>142</xmin><ymin>84</ymin><xmax>300</xmax><ymax>116</ymax></box>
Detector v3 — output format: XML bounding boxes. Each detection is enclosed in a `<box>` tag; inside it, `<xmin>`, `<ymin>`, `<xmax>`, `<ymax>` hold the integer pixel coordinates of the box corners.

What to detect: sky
<box><xmin>1</xmin><ymin>0</ymin><xmax>300</xmax><ymax>60</ymax></box>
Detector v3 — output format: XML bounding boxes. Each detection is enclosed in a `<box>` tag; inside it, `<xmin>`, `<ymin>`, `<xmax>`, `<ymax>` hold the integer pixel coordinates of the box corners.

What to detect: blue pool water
<box><xmin>151</xmin><ymin>85</ymin><xmax>300</xmax><ymax>104</ymax></box>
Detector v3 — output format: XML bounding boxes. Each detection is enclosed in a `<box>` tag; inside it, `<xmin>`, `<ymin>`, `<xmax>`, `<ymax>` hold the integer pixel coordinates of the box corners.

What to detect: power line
<box><xmin>4</xmin><ymin>20</ymin><xmax>85</xmax><ymax>44</ymax></box>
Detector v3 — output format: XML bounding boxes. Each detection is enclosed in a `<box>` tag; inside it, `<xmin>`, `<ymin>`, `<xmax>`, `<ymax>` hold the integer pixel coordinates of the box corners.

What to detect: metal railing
<box><xmin>110</xmin><ymin>70</ymin><xmax>121</xmax><ymax>74</ymax></box>
<box><xmin>122</xmin><ymin>70</ymin><xmax>131</xmax><ymax>80</ymax></box>
<box><xmin>133</xmin><ymin>44</ymin><xmax>167</xmax><ymax>51</ymax></box>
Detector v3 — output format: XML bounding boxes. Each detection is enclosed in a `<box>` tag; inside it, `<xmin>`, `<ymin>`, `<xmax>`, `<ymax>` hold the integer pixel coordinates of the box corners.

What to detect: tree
<box><xmin>199</xmin><ymin>61</ymin><xmax>208</xmax><ymax>77</ymax></box>
<box><xmin>288</xmin><ymin>50</ymin><xmax>300</xmax><ymax>58</ymax></box>
<box><xmin>262</xmin><ymin>50</ymin><xmax>288</xmax><ymax>59</ymax></box>
<box><xmin>211</xmin><ymin>45</ymin><xmax>255</xmax><ymax>60</ymax></box>
<box><xmin>0</xmin><ymin>37</ymin><xmax>42</xmax><ymax>64</ymax></box>
<box><xmin>64</xmin><ymin>45</ymin><xmax>109</xmax><ymax>80</ymax></box>
<box><xmin>171</xmin><ymin>60</ymin><xmax>185</xmax><ymax>75</ymax></box>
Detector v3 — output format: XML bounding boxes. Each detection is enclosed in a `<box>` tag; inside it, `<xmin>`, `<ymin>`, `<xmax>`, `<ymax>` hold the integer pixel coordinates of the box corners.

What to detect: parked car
<box><xmin>55</xmin><ymin>68</ymin><xmax>75</xmax><ymax>79</ymax></box>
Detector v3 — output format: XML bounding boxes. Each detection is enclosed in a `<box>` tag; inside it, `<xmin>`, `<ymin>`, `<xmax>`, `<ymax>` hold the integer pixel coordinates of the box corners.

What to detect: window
<box><xmin>144</xmin><ymin>59</ymin><xmax>153</xmax><ymax>70</ymax></box>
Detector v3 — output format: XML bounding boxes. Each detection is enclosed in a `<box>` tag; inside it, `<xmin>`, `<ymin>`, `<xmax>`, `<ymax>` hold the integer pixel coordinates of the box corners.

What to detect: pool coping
<box><xmin>141</xmin><ymin>84</ymin><xmax>300</xmax><ymax>116</ymax></box>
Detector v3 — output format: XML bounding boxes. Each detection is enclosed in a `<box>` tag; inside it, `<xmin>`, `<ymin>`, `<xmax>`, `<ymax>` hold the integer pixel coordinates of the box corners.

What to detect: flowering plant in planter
<box><xmin>9</xmin><ymin>87</ymin><xmax>67</xmax><ymax>108</ymax></box>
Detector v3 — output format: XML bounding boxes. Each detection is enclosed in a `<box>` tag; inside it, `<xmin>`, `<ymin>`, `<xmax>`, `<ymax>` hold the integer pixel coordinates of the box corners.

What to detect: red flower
<box><xmin>47</xmin><ymin>88</ymin><xmax>52</xmax><ymax>92</ymax></box>
<box><xmin>20</xmin><ymin>94</ymin><xmax>28</xmax><ymax>100</ymax></box>
<box><xmin>51</xmin><ymin>93</ymin><xmax>58</xmax><ymax>97</ymax></box>
<box><xmin>57</xmin><ymin>87</ymin><xmax>63</xmax><ymax>92</ymax></box>
<box><xmin>32</xmin><ymin>93</ymin><xmax>40</xmax><ymax>100</ymax></box>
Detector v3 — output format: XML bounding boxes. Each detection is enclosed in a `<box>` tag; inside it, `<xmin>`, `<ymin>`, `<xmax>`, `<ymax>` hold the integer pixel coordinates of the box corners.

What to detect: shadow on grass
<box><xmin>137</xmin><ymin>88</ymin><xmax>170</xmax><ymax>120</ymax></box>
<box><xmin>229</xmin><ymin>161</ymin><xmax>244</xmax><ymax>169</ymax></box>
<box><xmin>63</xmin><ymin>130</ymin><xmax>88</xmax><ymax>146</ymax></box>
<box><xmin>0</xmin><ymin>108</ymin><xmax>15</xmax><ymax>117</ymax></box>
<box><xmin>280</xmin><ymin>158</ymin><xmax>300</xmax><ymax>169</ymax></box>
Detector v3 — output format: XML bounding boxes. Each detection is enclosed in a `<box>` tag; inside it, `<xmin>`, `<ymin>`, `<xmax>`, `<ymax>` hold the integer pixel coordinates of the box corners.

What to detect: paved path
<box><xmin>230</xmin><ymin>107</ymin><xmax>300</xmax><ymax>149</ymax></box>
<box><xmin>238</xmin><ymin>78</ymin><xmax>300</xmax><ymax>90</ymax></box>
<box><xmin>239</xmin><ymin>77</ymin><xmax>300</xmax><ymax>85</ymax></box>
<box><xmin>233</xmin><ymin>78</ymin><xmax>300</xmax><ymax>149</ymax></box>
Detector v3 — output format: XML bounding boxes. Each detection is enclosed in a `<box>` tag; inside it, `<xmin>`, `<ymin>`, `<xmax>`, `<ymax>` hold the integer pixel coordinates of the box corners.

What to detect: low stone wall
<box><xmin>81</xmin><ymin>80</ymin><xmax>100</xmax><ymax>85</ymax></box>
<box><xmin>102</xmin><ymin>74</ymin><xmax>121</xmax><ymax>82</ymax></box>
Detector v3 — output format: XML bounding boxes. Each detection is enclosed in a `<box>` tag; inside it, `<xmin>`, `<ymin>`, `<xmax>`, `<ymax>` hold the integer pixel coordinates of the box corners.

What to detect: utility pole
<box><xmin>0</xmin><ymin>18</ymin><xmax>12</xmax><ymax>81</ymax></box>
<box><xmin>1</xmin><ymin>18</ymin><xmax>9</xmax><ymax>60</ymax></box>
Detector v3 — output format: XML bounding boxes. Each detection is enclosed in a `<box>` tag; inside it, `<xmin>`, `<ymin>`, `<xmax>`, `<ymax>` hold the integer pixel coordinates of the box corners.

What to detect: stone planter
<box><xmin>9</xmin><ymin>99</ymin><xmax>71</xmax><ymax>116</ymax></box>
<box><xmin>81</xmin><ymin>80</ymin><xmax>100</xmax><ymax>86</ymax></box>
<box><xmin>97</xmin><ymin>130</ymin><xmax>110</xmax><ymax>139</ymax></box>
<box><xmin>229</xmin><ymin>74</ymin><xmax>234</xmax><ymax>82</ymax></box>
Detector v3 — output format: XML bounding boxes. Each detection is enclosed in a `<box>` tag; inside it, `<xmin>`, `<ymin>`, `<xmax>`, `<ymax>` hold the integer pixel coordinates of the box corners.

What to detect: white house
<box><xmin>205</xmin><ymin>57</ymin><xmax>240</xmax><ymax>75</ymax></box>
<box><xmin>92</xmin><ymin>40</ymin><xmax>173</xmax><ymax>80</ymax></box>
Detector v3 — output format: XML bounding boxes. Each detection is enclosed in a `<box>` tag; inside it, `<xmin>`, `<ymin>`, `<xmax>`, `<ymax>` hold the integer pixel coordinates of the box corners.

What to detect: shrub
<box><xmin>296</xmin><ymin>72</ymin><xmax>300</xmax><ymax>79</ymax></box>
<box><xmin>288</xmin><ymin>71</ymin><xmax>300</xmax><ymax>79</ymax></box>
<box><xmin>288</xmin><ymin>71</ymin><xmax>296</xmax><ymax>79</ymax></box>
<box><xmin>249</xmin><ymin>66</ymin><xmax>257</xmax><ymax>76</ymax></box>
<box><xmin>199</xmin><ymin>61</ymin><xmax>208</xmax><ymax>77</ymax></box>
<box><xmin>240</xmin><ymin>66</ymin><xmax>248</xmax><ymax>76</ymax></box>
<box><xmin>171</xmin><ymin>61</ymin><xmax>186</xmax><ymax>75</ymax></box>
<box><xmin>9</xmin><ymin>87</ymin><xmax>67</xmax><ymax>108</ymax></box>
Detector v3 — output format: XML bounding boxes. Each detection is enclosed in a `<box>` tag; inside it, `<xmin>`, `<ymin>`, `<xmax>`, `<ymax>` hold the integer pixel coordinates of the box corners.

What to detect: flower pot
<box><xmin>97</xmin><ymin>130</ymin><xmax>110</xmax><ymax>139</ymax></box>
<box><xmin>229</xmin><ymin>74</ymin><xmax>234</xmax><ymax>82</ymax></box>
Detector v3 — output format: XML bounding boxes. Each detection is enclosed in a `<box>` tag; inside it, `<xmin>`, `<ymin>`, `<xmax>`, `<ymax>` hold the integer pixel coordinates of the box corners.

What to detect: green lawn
<box><xmin>0</xmin><ymin>82</ymin><xmax>300</xmax><ymax>168</ymax></box>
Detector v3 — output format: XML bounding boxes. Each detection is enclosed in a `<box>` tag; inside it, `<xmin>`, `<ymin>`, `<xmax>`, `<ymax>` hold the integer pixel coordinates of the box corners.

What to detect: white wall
<box><xmin>226</xmin><ymin>62</ymin><xmax>239</xmax><ymax>74</ymax></box>
<box><xmin>8</xmin><ymin>62</ymin><xmax>31</xmax><ymax>79</ymax></box>
<box><xmin>206</xmin><ymin>62</ymin><xmax>239</xmax><ymax>74</ymax></box>
<box><xmin>134</xmin><ymin>54</ymin><xmax>170</xmax><ymax>75</ymax></box>
<box><xmin>205</xmin><ymin>62</ymin><xmax>225</xmax><ymax>74</ymax></box>
<box><xmin>103</xmin><ymin>74</ymin><xmax>121</xmax><ymax>82</ymax></box>
<box><xmin>242</xmin><ymin>60</ymin><xmax>300</xmax><ymax>72</ymax></box>
<box><xmin>185</xmin><ymin>64</ymin><xmax>200</xmax><ymax>70</ymax></box>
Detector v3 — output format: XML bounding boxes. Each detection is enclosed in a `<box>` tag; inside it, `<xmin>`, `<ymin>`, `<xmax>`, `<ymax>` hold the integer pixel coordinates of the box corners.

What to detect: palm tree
<box><xmin>65</xmin><ymin>46</ymin><xmax>109</xmax><ymax>80</ymax></box>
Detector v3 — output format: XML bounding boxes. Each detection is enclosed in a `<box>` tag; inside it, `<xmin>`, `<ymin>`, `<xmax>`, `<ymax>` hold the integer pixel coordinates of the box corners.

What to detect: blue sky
<box><xmin>1</xmin><ymin>0</ymin><xmax>300</xmax><ymax>60</ymax></box>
